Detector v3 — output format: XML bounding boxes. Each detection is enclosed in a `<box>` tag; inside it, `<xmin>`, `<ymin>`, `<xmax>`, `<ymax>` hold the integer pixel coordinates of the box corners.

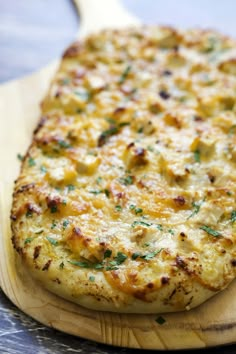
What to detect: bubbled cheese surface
<box><xmin>11</xmin><ymin>26</ymin><xmax>236</xmax><ymax>313</ymax></box>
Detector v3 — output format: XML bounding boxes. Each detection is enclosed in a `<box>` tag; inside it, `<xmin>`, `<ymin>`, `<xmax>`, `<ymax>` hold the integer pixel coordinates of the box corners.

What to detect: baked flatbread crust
<box><xmin>11</xmin><ymin>26</ymin><xmax>236</xmax><ymax>313</ymax></box>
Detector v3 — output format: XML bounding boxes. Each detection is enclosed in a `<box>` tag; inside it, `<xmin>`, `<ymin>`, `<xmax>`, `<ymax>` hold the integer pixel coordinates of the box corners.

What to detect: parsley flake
<box><xmin>89</xmin><ymin>275</ymin><xmax>95</xmax><ymax>282</ymax></box>
<box><xmin>115</xmin><ymin>205</ymin><xmax>122</xmax><ymax>212</ymax></box>
<box><xmin>28</xmin><ymin>157</ymin><xmax>36</xmax><ymax>167</ymax></box>
<box><xmin>119</xmin><ymin>175</ymin><xmax>134</xmax><ymax>186</ymax></box>
<box><xmin>231</xmin><ymin>210</ymin><xmax>236</xmax><ymax>223</ymax></box>
<box><xmin>63</xmin><ymin>219</ymin><xmax>69</xmax><ymax>230</ymax></box>
<box><xmin>132</xmin><ymin>220</ymin><xmax>152</xmax><ymax>228</ymax></box>
<box><xmin>17</xmin><ymin>153</ymin><xmax>24</xmax><ymax>161</ymax></box>
<box><xmin>200</xmin><ymin>225</ymin><xmax>222</xmax><ymax>237</ymax></box>
<box><xmin>59</xmin><ymin>262</ymin><xmax>64</xmax><ymax>269</ymax></box>
<box><xmin>194</xmin><ymin>149</ymin><xmax>201</xmax><ymax>163</ymax></box>
<box><xmin>24</xmin><ymin>237</ymin><xmax>33</xmax><ymax>245</ymax></box>
<box><xmin>119</xmin><ymin>65</ymin><xmax>132</xmax><ymax>84</ymax></box>
<box><xmin>104</xmin><ymin>249</ymin><xmax>112</xmax><ymax>259</ymax></box>
<box><xmin>67</xmin><ymin>184</ymin><xmax>75</xmax><ymax>192</ymax></box>
<box><xmin>46</xmin><ymin>236</ymin><xmax>58</xmax><ymax>246</ymax></box>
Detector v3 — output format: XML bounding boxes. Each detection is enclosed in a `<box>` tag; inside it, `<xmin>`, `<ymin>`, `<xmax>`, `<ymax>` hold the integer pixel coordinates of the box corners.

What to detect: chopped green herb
<box><xmin>105</xmin><ymin>117</ymin><xmax>116</xmax><ymax>124</ymax></box>
<box><xmin>231</xmin><ymin>210</ymin><xmax>236</xmax><ymax>223</ymax></box>
<box><xmin>119</xmin><ymin>122</ymin><xmax>130</xmax><ymax>127</ymax></box>
<box><xmin>62</xmin><ymin>78</ymin><xmax>70</xmax><ymax>85</ymax></box>
<box><xmin>46</xmin><ymin>236</ymin><xmax>58</xmax><ymax>246</ymax></box>
<box><xmin>17</xmin><ymin>153</ymin><xmax>24</xmax><ymax>161</ymax></box>
<box><xmin>96</xmin><ymin>176</ymin><xmax>102</xmax><ymax>184</ymax></box>
<box><xmin>105</xmin><ymin>265</ymin><xmax>119</xmax><ymax>271</ymax></box>
<box><xmin>50</xmin><ymin>205</ymin><xmax>58</xmax><ymax>213</ymax></box>
<box><xmin>114</xmin><ymin>252</ymin><xmax>127</xmax><ymax>265</ymax></box>
<box><xmin>119</xmin><ymin>175</ymin><xmax>134</xmax><ymax>186</ymax></box>
<box><xmin>141</xmin><ymin>249</ymin><xmax>163</xmax><ymax>260</ymax></box>
<box><xmin>58</xmin><ymin>140</ymin><xmax>71</xmax><ymax>149</ymax></box>
<box><xmin>155</xmin><ymin>316</ymin><xmax>166</xmax><ymax>325</ymax></box>
<box><xmin>35</xmin><ymin>229</ymin><xmax>44</xmax><ymax>234</ymax></box>
<box><xmin>24</xmin><ymin>237</ymin><xmax>33</xmax><ymax>244</ymax></box>
<box><xmin>26</xmin><ymin>210</ymin><xmax>33</xmax><ymax>218</ymax></box>
<box><xmin>104</xmin><ymin>249</ymin><xmax>112</xmax><ymax>259</ymax></box>
<box><xmin>51</xmin><ymin>220</ymin><xmax>57</xmax><ymax>229</ymax></box>
<box><xmin>168</xmin><ymin>229</ymin><xmax>175</xmax><ymax>235</ymax></box>
<box><xmin>69</xmin><ymin>260</ymin><xmax>90</xmax><ymax>268</ymax></box>
<box><xmin>144</xmin><ymin>242</ymin><xmax>150</xmax><ymax>247</ymax></box>
<box><xmin>156</xmin><ymin>224</ymin><xmax>163</xmax><ymax>231</ymax></box>
<box><xmin>89</xmin><ymin>190</ymin><xmax>103</xmax><ymax>195</ymax></box>
<box><xmin>104</xmin><ymin>189</ymin><xmax>110</xmax><ymax>198</ymax></box>
<box><xmin>59</xmin><ymin>262</ymin><xmax>64</xmax><ymax>269</ymax></box>
<box><xmin>132</xmin><ymin>220</ymin><xmax>152</xmax><ymax>228</ymax></box>
<box><xmin>98</xmin><ymin>126</ymin><xmax>119</xmax><ymax>147</ymax></box>
<box><xmin>200</xmin><ymin>225</ymin><xmax>222</xmax><ymax>237</ymax></box>
<box><xmin>147</xmin><ymin>145</ymin><xmax>154</xmax><ymax>152</ymax></box>
<box><xmin>67</xmin><ymin>184</ymin><xmax>75</xmax><ymax>192</ymax></box>
<box><xmin>94</xmin><ymin>263</ymin><xmax>104</xmax><ymax>269</ymax></box>
<box><xmin>129</xmin><ymin>204</ymin><xmax>143</xmax><ymax>214</ymax></box>
<box><xmin>194</xmin><ymin>149</ymin><xmax>200</xmax><ymax>163</ymax></box>
<box><xmin>62</xmin><ymin>219</ymin><xmax>69</xmax><ymax>230</ymax></box>
<box><xmin>115</xmin><ymin>205</ymin><xmax>122</xmax><ymax>212</ymax></box>
<box><xmin>227</xmin><ymin>191</ymin><xmax>233</xmax><ymax>196</ymax></box>
<box><xmin>89</xmin><ymin>275</ymin><xmax>95</xmax><ymax>282</ymax></box>
<box><xmin>135</xmin><ymin>207</ymin><xmax>143</xmax><ymax>215</ymax></box>
<box><xmin>187</xmin><ymin>200</ymin><xmax>204</xmax><ymax>220</ymax></box>
<box><xmin>62</xmin><ymin>199</ymin><xmax>67</xmax><ymax>205</ymax></box>
<box><xmin>119</xmin><ymin>65</ymin><xmax>132</xmax><ymax>84</ymax></box>
<box><xmin>228</xmin><ymin>125</ymin><xmax>236</xmax><ymax>136</ymax></box>
<box><xmin>74</xmin><ymin>90</ymin><xmax>91</xmax><ymax>101</ymax></box>
<box><xmin>40</xmin><ymin>165</ymin><xmax>47</xmax><ymax>173</ymax></box>
<box><xmin>137</xmin><ymin>127</ymin><xmax>143</xmax><ymax>133</ymax></box>
<box><xmin>131</xmin><ymin>252</ymin><xmax>141</xmax><ymax>260</ymax></box>
<box><xmin>28</xmin><ymin>157</ymin><xmax>36</xmax><ymax>167</ymax></box>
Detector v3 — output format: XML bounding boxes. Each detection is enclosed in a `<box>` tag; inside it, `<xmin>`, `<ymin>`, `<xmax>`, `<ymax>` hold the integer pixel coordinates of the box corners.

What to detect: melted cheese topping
<box><xmin>12</xmin><ymin>26</ymin><xmax>236</xmax><ymax>311</ymax></box>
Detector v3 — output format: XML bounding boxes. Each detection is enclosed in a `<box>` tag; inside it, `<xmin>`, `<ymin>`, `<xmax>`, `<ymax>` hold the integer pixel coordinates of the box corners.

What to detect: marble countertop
<box><xmin>0</xmin><ymin>1</ymin><xmax>236</xmax><ymax>352</ymax></box>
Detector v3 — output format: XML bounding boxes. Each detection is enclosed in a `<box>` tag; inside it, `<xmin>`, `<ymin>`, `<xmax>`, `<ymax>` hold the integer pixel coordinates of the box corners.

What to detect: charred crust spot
<box><xmin>161</xmin><ymin>276</ymin><xmax>170</xmax><ymax>285</ymax></box>
<box><xmin>134</xmin><ymin>147</ymin><xmax>146</xmax><ymax>157</ymax></box>
<box><xmin>73</xmin><ymin>227</ymin><xmax>83</xmax><ymax>236</ymax></box>
<box><xmin>169</xmin><ymin>288</ymin><xmax>177</xmax><ymax>300</ymax></box>
<box><xmin>173</xmin><ymin>196</ymin><xmax>185</xmax><ymax>206</ymax></box>
<box><xmin>159</xmin><ymin>90</ymin><xmax>170</xmax><ymax>100</ymax></box>
<box><xmin>231</xmin><ymin>259</ymin><xmax>236</xmax><ymax>267</ymax></box>
<box><xmin>194</xmin><ymin>115</ymin><xmax>203</xmax><ymax>122</ymax></box>
<box><xmin>42</xmin><ymin>259</ymin><xmax>52</xmax><ymax>271</ymax></box>
<box><xmin>62</xmin><ymin>42</ymin><xmax>82</xmax><ymax>58</ymax></box>
<box><xmin>26</xmin><ymin>203</ymin><xmax>41</xmax><ymax>217</ymax></box>
<box><xmin>46</xmin><ymin>195</ymin><xmax>61</xmax><ymax>210</ymax></box>
<box><xmin>162</xmin><ymin>69</ymin><xmax>172</xmax><ymax>76</ymax></box>
<box><xmin>208</xmin><ymin>173</ymin><xmax>215</xmax><ymax>183</ymax></box>
<box><xmin>176</xmin><ymin>255</ymin><xmax>187</xmax><ymax>269</ymax></box>
<box><xmin>52</xmin><ymin>278</ymin><xmax>61</xmax><ymax>284</ymax></box>
<box><xmin>10</xmin><ymin>214</ymin><xmax>17</xmax><ymax>221</ymax></box>
<box><xmin>180</xmin><ymin>232</ymin><xmax>186</xmax><ymax>237</ymax></box>
<box><xmin>33</xmin><ymin>117</ymin><xmax>47</xmax><ymax>135</ymax></box>
<box><xmin>127</xmin><ymin>142</ymin><xmax>135</xmax><ymax>149</ymax></box>
<box><xmin>134</xmin><ymin>290</ymin><xmax>147</xmax><ymax>301</ymax></box>
<box><xmin>33</xmin><ymin>246</ymin><xmax>41</xmax><ymax>260</ymax></box>
<box><xmin>113</xmin><ymin>106</ymin><xmax>126</xmax><ymax>115</ymax></box>
<box><xmin>16</xmin><ymin>183</ymin><xmax>35</xmax><ymax>194</ymax></box>
<box><xmin>146</xmin><ymin>282</ymin><xmax>154</xmax><ymax>289</ymax></box>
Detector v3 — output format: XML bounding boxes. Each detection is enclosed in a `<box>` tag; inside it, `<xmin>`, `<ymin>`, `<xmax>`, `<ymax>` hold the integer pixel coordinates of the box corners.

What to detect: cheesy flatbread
<box><xmin>11</xmin><ymin>26</ymin><xmax>236</xmax><ymax>313</ymax></box>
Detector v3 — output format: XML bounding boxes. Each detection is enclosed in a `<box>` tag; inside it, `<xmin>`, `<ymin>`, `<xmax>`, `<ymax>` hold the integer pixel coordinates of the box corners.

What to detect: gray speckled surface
<box><xmin>0</xmin><ymin>0</ymin><xmax>236</xmax><ymax>352</ymax></box>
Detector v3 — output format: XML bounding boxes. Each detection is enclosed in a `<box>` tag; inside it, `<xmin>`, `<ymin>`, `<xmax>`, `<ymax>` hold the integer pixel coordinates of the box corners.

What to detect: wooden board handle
<box><xmin>73</xmin><ymin>0</ymin><xmax>140</xmax><ymax>37</ymax></box>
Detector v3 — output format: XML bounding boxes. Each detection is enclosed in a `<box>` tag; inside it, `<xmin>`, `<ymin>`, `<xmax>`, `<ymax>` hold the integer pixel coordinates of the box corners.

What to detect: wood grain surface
<box><xmin>0</xmin><ymin>0</ymin><xmax>236</xmax><ymax>352</ymax></box>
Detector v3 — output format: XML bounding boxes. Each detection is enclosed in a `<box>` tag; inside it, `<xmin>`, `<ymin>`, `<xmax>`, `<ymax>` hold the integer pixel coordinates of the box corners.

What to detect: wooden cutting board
<box><xmin>0</xmin><ymin>0</ymin><xmax>235</xmax><ymax>350</ymax></box>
